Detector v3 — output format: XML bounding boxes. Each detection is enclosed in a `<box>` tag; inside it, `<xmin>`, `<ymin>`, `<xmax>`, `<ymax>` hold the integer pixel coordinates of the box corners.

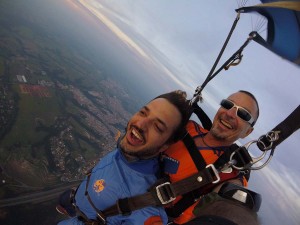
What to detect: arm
<box><xmin>122</xmin><ymin>206</ymin><xmax>168</xmax><ymax>225</ymax></box>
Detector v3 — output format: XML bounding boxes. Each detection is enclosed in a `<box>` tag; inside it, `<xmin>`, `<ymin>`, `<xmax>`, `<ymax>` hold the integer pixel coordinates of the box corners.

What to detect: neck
<box><xmin>120</xmin><ymin>148</ymin><xmax>158</xmax><ymax>162</ymax></box>
<box><xmin>123</xmin><ymin>153</ymin><xmax>139</xmax><ymax>162</ymax></box>
<box><xmin>203</xmin><ymin>132</ymin><xmax>232</xmax><ymax>147</ymax></box>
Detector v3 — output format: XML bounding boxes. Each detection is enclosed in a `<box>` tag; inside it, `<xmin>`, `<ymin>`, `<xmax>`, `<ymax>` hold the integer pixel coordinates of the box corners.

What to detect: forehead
<box><xmin>146</xmin><ymin>98</ymin><xmax>181</xmax><ymax>128</ymax></box>
<box><xmin>227</xmin><ymin>92</ymin><xmax>258</xmax><ymax>116</ymax></box>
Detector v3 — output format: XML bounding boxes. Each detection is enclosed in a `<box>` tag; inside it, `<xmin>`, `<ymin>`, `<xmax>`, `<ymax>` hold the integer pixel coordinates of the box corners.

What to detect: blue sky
<box><xmin>74</xmin><ymin>0</ymin><xmax>300</xmax><ymax>224</ymax></box>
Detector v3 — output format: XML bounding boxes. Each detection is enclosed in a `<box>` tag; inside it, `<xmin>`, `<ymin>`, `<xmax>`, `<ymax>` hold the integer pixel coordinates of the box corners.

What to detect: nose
<box><xmin>135</xmin><ymin>117</ymin><xmax>151</xmax><ymax>130</ymax></box>
<box><xmin>226</xmin><ymin>106</ymin><xmax>237</xmax><ymax>118</ymax></box>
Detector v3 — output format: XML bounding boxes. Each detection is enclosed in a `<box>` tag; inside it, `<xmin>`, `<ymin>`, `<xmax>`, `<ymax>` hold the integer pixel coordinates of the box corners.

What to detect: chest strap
<box><xmin>102</xmin><ymin>162</ymin><xmax>221</xmax><ymax>217</ymax></box>
<box><xmin>74</xmin><ymin>137</ymin><xmax>252</xmax><ymax>220</ymax></box>
<box><xmin>72</xmin><ymin>170</ymin><xmax>106</xmax><ymax>224</ymax></box>
<box><xmin>166</xmin><ymin>135</ymin><xmax>252</xmax><ymax>218</ymax></box>
<box><xmin>103</xmin><ymin>141</ymin><xmax>251</xmax><ymax>218</ymax></box>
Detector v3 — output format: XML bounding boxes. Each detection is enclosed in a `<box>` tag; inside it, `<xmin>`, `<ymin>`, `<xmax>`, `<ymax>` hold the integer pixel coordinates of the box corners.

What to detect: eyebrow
<box><xmin>143</xmin><ymin>106</ymin><xmax>168</xmax><ymax>130</ymax></box>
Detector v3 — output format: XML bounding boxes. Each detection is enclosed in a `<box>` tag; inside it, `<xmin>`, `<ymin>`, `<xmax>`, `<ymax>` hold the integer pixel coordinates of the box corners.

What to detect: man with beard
<box><xmin>163</xmin><ymin>90</ymin><xmax>260</xmax><ymax>224</ymax></box>
<box><xmin>56</xmin><ymin>90</ymin><xmax>191</xmax><ymax>225</ymax></box>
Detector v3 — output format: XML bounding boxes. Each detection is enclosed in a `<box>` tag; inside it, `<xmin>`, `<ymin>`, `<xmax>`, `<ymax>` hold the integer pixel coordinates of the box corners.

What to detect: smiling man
<box><xmin>208</xmin><ymin>91</ymin><xmax>258</xmax><ymax>146</ymax></box>
<box><xmin>56</xmin><ymin>90</ymin><xmax>191</xmax><ymax>225</ymax></box>
<box><xmin>164</xmin><ymin>90</ymin><xmax>259</xmax><ymax>224</ymax></box>
<box><xmin>120</xmin><ymin>97</ymin><xmax>184</xmax><ymax>160</ymax></box>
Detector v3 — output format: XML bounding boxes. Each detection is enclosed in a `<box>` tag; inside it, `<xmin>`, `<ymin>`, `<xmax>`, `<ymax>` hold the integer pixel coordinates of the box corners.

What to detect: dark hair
<box><xmin>154</xmin><ymin>90</ymin><xmax>192</xmax><ymax>143</ymax></box>
<box><xmin>238</xmin><ymin>90</ymin><xmax>259</xmax><ymax>126</ymax></box>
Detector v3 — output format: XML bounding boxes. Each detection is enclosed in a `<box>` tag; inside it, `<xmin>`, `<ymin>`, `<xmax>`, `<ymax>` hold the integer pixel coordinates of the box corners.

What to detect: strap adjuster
<box><xmin>156</xmin><ymin>182</ymin><xmax>176</xmax><ymax>204</ymax></box>
<box><xmin>206</xmin><ymin>164</ymin><xmax>220</xmax><ymax>184</ymax></box>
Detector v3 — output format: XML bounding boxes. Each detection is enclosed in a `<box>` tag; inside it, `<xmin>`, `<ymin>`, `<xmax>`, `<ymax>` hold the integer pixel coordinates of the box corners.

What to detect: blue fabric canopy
<box><xmin>237</xmin><ymin>0</ymin><xmax>300</xmax><ymax>66</ymax></box>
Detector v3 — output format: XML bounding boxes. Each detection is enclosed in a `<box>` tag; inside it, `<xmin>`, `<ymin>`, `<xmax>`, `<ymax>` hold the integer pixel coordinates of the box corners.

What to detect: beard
<box><xmin>209</xmin><ymin>126</ymin><xmax>227</xmax><ymax>141</ymax></box>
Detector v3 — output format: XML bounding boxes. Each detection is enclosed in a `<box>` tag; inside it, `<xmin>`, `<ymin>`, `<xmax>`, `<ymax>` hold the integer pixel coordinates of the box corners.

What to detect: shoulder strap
<box><xmin>192</xmin><ymin>102</ymin><xmax>212</xmax><ymax>130</ymax></box>
<box><xmin>182</xmin><ymin>132</ymin><xmax>206</xmax><ymax>171</ymax></box>
<box><xmin>72</xmin><ymin>171</ymin><xmax>107</xmax><ymax>224</ymax></box>
<box><xmin>166</xmin><ymin>143</ymin><xmax>242</xmax><ymax>218</ymax></box>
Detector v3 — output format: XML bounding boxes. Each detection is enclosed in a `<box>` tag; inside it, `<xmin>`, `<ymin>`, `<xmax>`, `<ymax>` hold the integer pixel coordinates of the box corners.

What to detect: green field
<box><xmin>1</xmin><ymin>87</ymin><xmax>62</xmax><ymax>146</ymax></box>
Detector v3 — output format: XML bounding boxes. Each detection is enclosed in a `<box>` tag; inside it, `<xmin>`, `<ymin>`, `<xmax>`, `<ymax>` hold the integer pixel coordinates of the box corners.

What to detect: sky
<box><xmin>73</xmin><ymin>0</ymin><xmax>300</xmax><ymax>224</ymax></box>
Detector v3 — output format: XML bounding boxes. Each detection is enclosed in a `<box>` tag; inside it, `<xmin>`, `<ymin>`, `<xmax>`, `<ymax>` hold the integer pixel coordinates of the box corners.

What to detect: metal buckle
<box><xmin>257</xmin><ymin>130</ymin><xmax>280</xmax><ymax>151</ymax></box>
<box><xmin>206</xmin><ymin>164</ymin><xmax>220</xmax><ymax>184</ymax></box>
<box><xmin>155</xmin><ymin>182</ymin><xmax>176</xmax><ymax>205</ymax></box>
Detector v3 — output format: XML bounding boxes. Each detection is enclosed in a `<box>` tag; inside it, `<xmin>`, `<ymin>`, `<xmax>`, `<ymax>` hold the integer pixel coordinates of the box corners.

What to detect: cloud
<box><xmin>265</xmin><ymin>165</ymin><xmax>300</xmax><ymax>208</ymax></box>
<box><xmin>77</xmin><ymin>0</ymin><xmax>151</xmax><ymax>60</ymax></box>
<box><xmin>253</xmin><ymin>163</ymin><xmax>300</xmax><ymax>224</ymax></box>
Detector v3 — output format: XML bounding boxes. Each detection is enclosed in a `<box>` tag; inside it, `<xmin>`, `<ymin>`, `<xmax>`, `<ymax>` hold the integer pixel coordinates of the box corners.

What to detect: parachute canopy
<box><xmin>237</xmin><ymin>1</ymin><xmax>300</xmax><ymax>66</ymax></box>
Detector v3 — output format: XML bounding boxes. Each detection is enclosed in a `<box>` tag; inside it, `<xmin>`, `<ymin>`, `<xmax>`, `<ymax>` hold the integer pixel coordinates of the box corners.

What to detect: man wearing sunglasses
<box><xmin>163</xmin><ymin>90</ymin><xmax>259</xmax><ymax>225</ymax></box>
<box><xmin>209</xmin><ymin>90</ymin><xmax>258</xmax><ymax>146</ymax></box>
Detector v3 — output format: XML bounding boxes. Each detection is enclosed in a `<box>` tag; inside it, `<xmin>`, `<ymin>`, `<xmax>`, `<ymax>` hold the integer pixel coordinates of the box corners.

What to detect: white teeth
<box><xmin>132</xmin><ymin>129</ymin><xmax>143</xmax><ymax>141</ymax></box>
<box><xmin>220</xmin><ymin>119</ymin><xmax>233</xmax><ymax>129</ymax></box>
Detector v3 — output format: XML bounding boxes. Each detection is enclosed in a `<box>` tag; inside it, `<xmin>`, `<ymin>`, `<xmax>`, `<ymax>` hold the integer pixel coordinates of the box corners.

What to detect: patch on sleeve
<box><xmin>93</xmin><ymin>179</ymin><xmax>105</xmax><ymax>193</ymax></box>
<box><xmin>163</xmin><ymin>156</ymin><xmax>179</xmax><ymax>174</ymax></box>
<box><xmin>144</xmin><ymin>216</ymin><xmax>163</xmax><ymax>225</ymax></box>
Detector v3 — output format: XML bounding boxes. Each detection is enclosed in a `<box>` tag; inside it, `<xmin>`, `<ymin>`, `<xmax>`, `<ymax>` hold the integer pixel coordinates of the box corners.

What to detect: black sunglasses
<box><xmin>220</xmin><ymin>99</ymin><xmax>255</xmax><ymax>126</ymax></box>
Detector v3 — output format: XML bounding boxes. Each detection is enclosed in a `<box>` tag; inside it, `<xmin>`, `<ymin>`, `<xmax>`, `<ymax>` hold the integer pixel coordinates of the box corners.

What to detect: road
<box><xmin>0</xmin><ymin>181</ymin><xmax>80</xmax><ymax>207</ymax></box>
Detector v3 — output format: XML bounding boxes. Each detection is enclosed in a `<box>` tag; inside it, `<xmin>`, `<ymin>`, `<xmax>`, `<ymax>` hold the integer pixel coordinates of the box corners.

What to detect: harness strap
<box><xmin>77</xmin><ymin>213</ymin><xmax>101</xmax><ymax>225</ymax></box>
<box><xmin>182</xmin><ymin>133</ymin><xmax>206</xmax><ymax>171</ymax></box>
<box><xmin>214</xmin><ymin>143</ymin><xmax>239</xmax><ymax>169</ymax></box>
<box><xmin>167</xmin><ymin>135</ymin><xmax>201</xmax><ymax>218</ymax></box>
<box><xmin>165</xmin><ymin>170</ymin><xmax>239</xmax><ymax>218</ymax></box>
<box><xmin>166</xmin><ymin>141</ymin><xmax>243</xmax><ymax>218</ymax></box>
<box><xmin>73</xmin><ymin>197</ymin><xmax>103</xmax><ymax>225</ymax></box>
<box><xmin>71</xmin><ymin>171</ymin><xmax>106</xmax><ymax>225</ymax></box>
<box><xmin>102</xmin><ymin>136</ymin><xmax>251</xmax><ymax>218</ymax></box>
<box><xmin>85</xmin><ymin>172</ymin><xmax>106</xmax><ymax>224</ymax></box>
<box><xmin>192</xmin><ymin>103</ymin><xmax>212</xmax><ymax>130</ymax></box>
<box><xmin>72</xmin><ymin>139</ymin><xmax>251</xmax><ymax>220</ymax></box>
<box><xmin>102</xmin><ymin>163</ymin><xmax>220</xmax><ymax>217</ymax></box>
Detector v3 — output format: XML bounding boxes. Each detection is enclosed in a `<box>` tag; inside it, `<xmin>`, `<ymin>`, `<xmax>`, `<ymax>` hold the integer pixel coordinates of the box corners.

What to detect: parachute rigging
<box><xmin>233</xmin><ymin>104</ymin><xmax>300</xmax><ymax>170</ymax></box>
<box><xmin>191</xmin><ymin>0</ymin><xmax>300</xmax><ymax>105</ymax></box>
<box><xmin>237</xmin><ymin>0</ymin><xmax>300</xmax><ymax>66</ymax></box>
<box><xmin>191</xmin><ymin>0</ymin><xmax>300</xmax><ymax>171</ymax></box>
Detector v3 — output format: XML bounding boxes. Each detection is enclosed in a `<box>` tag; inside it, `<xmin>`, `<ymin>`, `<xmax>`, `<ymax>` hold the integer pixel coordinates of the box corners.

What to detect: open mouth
<box><xmin>128</xmin><ymin>126</ymin><xmax>145</xmax><ymax>145</ymax></box>
<box><xmin>220</xmin><ymin>119</ymin><xmax>233</xmax><ymax>129</ymax></box>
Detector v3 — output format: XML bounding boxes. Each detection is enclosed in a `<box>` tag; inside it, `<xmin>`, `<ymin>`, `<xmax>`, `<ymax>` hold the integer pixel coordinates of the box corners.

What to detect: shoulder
<box><xmin>186</xmin><ymin>120</ymin><xmax>208</xmax><ymax>135</ymax></box>
<box><xmin>93</xmin><ymin>149</ymin><xmax>120</xmax><ymax>170</ymax></box>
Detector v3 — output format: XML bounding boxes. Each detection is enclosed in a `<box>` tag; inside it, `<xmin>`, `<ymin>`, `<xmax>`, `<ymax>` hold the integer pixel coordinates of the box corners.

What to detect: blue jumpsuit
<box><xmin>57</xmin><ymin>148</ymin><xmax>168</xmax><ymax>225</ymax></box>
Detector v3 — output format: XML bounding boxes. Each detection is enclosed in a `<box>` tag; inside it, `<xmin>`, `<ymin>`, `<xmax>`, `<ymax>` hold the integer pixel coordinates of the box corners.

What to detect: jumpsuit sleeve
<box><xmin>121</xmin><ymin>206</ymin><xmax>168</xmax><ymax>225</ymax></box>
